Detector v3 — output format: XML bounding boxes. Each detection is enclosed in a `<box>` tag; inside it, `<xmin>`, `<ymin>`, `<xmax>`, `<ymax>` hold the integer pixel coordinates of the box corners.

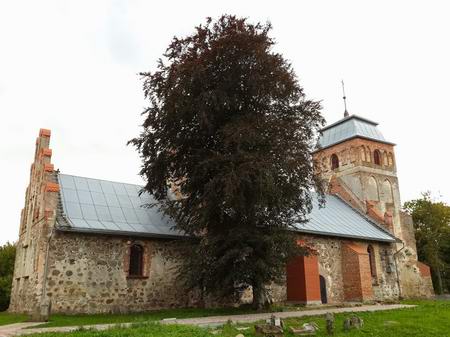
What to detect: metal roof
<box><xmin>56</xmin><ymin>173</ymin><xmax>396</xmax><ymax>243</ymax></box>
<box><xmin>294</xmin><ymin>194</ymin><xmax>396</xmax><ymax>242</ymax></box>
<box><xmin>57</xmin><ymin>174</ymin><xmax>183</xmax><ymax>239</ymax></box>
<box><xmin>317</xmin><ymin>115</ymin><xmax>395</xmax><ymax>151</ymax></box>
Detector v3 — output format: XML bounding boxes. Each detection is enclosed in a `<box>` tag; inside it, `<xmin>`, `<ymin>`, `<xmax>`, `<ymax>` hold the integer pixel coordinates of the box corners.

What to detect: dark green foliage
<box><xmin>404</xmin><ymin>193</ymin><xmax>450</xmax><ymax>294</ymax></box>
<box><xmin>0</xmin><ymin>242</ymin><xmax>16</xmax><ymax>311</ymax></box>
<box><xmin>130</xmin><ymin>15</ymin><xmax>324</xmax><ymax>309</ymax></box>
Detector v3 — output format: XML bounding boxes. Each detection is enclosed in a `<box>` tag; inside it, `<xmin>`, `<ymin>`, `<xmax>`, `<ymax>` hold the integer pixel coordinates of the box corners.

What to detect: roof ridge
<box><xmin>59</xmin><ymin>172</ymin><xmax>144</xmax><ymax>188</ymax></box>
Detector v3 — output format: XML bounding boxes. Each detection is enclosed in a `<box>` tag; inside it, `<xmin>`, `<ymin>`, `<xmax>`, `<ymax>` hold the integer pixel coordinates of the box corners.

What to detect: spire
<box><xmin>341</xmin><ymin>80</ymin><xmax>349</xmax><ymax>117</ymax></box>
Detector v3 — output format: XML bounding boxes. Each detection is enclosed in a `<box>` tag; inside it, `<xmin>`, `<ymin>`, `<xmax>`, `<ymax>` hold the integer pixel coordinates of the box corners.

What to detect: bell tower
<box><xmin>313</xmin><ymin>114</ymin><xmax>401</xmax><ymax>237</ymax></box>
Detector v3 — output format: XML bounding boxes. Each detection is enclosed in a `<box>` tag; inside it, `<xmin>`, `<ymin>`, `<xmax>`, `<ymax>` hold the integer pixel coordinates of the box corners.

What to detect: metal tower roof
<box><xmin>317</xmin><ymin>115</ymin><xmax>395</xmax><ymax>151</ymax></box>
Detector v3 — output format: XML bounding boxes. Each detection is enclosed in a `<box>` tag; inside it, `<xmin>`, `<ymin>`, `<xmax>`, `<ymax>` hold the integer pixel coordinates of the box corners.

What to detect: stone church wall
<box><xmin>303</xmin><ymin>236</ymin><xmax>399</xmax><ymax>303</ymax></box>
<box><xmin>9</xmin><ymin>129</ymin><xmax>60</xmax><ymax>315</ymax></box>
<box><xmin>271</xmin><ymin>235</ymin><xmax>399</xmax><ymax>305</ymax></box>
<box><xmin>42</xmin><ymin>232</ymin><xmax>402</xmax><ymax>314</ymax></box>
<box><xmin>43</xmin><ymin>232</ymin><xmax>200</xmax><ymax>314</ymax></box>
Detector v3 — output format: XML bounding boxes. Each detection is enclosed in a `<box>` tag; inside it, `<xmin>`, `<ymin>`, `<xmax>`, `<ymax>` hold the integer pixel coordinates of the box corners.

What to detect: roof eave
<box><xmin>56</xmin><ymin>222</ymin><xmax>186</xmax><ymax>240</ymax></box>
<box><xmin>313</xmin><ymin>135</ymin><xmax>396</xmax><ymax>154</ymax></box>
<box><xmin>292</xmin><ymin>227</ymin><xmax>396</xmax><ymax>243</ymax></box>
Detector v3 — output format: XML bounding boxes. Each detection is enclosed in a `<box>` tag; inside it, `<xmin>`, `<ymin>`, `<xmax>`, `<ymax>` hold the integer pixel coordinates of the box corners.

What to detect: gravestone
<box><xmin>325</xmin><ymin>312</ymin><xmax>334</xmax><ymax>335</ymax></box>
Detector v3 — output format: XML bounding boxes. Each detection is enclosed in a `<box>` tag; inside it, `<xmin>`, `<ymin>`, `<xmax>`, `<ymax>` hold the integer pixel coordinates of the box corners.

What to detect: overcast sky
<box><xmin>1</xmin><ymin>0</ymin><xmax>449</xmax><ymax>245</ymax></box>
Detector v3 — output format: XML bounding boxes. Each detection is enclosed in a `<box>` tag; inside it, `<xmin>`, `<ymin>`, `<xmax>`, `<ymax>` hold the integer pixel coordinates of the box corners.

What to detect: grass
<box><xmin>31</xmin><ymin>306</ymin><xmax>267</xmax><ymax>328</ymax></box>
<box><xmin>15</xmin><ymin>299</ymin><xmax>450</xmax><ymax>337</ymax></box>
<box><xmin>2</xmin><ymin>304</ymin><xmax>292</xmax><ymax>328</ymax></box>
<box><xmin>3</xmin><ymin>300</ymin><xmax>450</xmax><ymax>336</ymax></box>
<box><xmin>27</xmin><ymin>303</ymin><xmax>328</xmax><ymax>328</ymax></box>
<box><xmin>0</xmin><ymin>312</ymin><xmax>28</xmax><ymax>326</ymax></box>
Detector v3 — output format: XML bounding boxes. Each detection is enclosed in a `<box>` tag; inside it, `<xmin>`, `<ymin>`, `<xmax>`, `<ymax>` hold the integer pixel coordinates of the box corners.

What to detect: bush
<box><xmin>0</xmin><ymin>242</ymin><xmax>16</xmax><ymax>311</ymax></box>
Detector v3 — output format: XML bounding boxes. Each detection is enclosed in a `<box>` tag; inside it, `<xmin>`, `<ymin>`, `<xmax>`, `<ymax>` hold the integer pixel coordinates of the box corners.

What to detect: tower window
<box><xmin>331</xmin><ymin>154</ymin><xmax>339</xmax><ymax>170</ymax></box>
<box><xmin>129</xmin><ymin>244</ymin><xmax>144</xmax><ymax>277</ymax></box>
<box><xmin>367</xmin><ymin>245</ymin><xmax>377</xmax><ymax>278</ymax></box>
<box><xmin>374</xmin><ymin>150</ymin><xmax>381</xmax><ymax>165</ymax></box>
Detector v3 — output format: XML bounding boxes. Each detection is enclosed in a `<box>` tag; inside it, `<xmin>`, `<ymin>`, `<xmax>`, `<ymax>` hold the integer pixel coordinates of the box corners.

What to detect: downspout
<box><xmin>393</xmin><ymin>240</ymin><xmax>405</xmax><ymax>299</ymax></box>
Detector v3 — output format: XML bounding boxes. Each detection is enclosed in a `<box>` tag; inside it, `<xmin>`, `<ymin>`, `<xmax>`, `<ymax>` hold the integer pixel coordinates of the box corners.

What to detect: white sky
<box><xmin>1</xmin><ymin>0</ymin><xmax>449</xmax><ymax>245</ymax></box>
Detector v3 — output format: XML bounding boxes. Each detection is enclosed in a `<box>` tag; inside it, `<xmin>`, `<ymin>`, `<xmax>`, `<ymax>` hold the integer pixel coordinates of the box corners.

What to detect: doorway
<box><xmin>319</xmin><ymin>275</ymin><xmax>327</xmax><ymax>304</ymax></box>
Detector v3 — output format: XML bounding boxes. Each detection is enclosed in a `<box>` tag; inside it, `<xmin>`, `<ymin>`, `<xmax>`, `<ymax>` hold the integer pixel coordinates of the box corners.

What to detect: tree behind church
<box><xmin>404</xmin><ymin>193</ymin><xmax>450</xmax><ymax>294</ymax></box>
<box><xmin>130</xmin><ymin>15</ymin><xmax>324</xmax><ymax>309</ymax></box>
<box><xmin>0</xmin><ymin>242</ymin><xmax>16</xmax><ymax>311</ymax></box>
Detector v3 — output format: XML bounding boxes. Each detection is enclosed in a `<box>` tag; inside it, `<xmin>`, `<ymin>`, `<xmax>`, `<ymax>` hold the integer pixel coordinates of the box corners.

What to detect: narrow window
<box><xmin>367</xmin><ymin>245</ymin><xmax>377</xmax><ymax>277</ymax></box>
<box><xmin>374</xmin><ymin>150</ymin><xmax>381</xmax><ymax>165</ymax></box>
<box><xmin>331</xmin><ymin>154</ymin><xmax>339</xmax><ymax>170</ymax></box>
<box><xmin>129</xmin><ymin>244</ymin><xmax>144</xmax><ymax>277</ymax></box>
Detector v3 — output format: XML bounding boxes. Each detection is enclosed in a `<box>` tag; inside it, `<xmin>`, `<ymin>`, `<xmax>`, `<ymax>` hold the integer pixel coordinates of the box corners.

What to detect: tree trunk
<box><xmin>252</xmin><ymin>282</ymin><xmax>269</xmax><ymax>311</ymax></box>
<box><xmin>435</xmin><ymin>266</ymin><xmax>444</xmax><ymax>295</ymax></box>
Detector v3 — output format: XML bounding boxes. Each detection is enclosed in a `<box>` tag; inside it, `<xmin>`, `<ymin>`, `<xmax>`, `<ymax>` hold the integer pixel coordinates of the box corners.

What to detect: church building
<box><xmin>9</xmin><ymin>113</ymin><xmax>434</xmax><ymax>315</ymax></box>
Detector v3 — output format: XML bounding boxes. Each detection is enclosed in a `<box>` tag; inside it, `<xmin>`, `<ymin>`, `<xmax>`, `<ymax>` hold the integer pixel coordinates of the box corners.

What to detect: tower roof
<box><xmin>317</xmin><ymin>114</ymin><xmax>395</xmax><ymax>151</ymax></box>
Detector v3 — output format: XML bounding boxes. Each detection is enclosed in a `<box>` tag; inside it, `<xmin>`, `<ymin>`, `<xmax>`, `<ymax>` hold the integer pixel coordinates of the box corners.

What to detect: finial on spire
<box><xmin>341</xmin><ymin>80</ymin><xmax>349</xmax><ymax>117</ymax></box>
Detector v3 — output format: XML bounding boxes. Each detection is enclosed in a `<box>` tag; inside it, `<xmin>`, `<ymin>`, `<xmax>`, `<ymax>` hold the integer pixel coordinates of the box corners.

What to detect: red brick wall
<box><xmin>342</xmin><ymin>243</ymin><xmax>374</xmax><ymax>302</ymax></box>
<box><xmin>417</xmin><ymin>262</ymin><xmax>431</xmax><ymax>277</ymax></box>
<box><xmin>286</xmin><ymin>255</ymin><xmax>321</xmax><ymax>303</ymax></box>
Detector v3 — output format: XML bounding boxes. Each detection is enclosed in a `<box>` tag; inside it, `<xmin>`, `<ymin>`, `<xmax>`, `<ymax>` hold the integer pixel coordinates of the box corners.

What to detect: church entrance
<box><xmin>319</xmin><ymin>275</ymin><xmax>327</xmax><ymax>304</ymax></box>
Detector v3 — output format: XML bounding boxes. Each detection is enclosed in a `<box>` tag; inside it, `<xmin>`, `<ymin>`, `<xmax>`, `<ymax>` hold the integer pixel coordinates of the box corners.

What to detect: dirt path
<box><xmin>0</xmin><ymin>304</ymin><xmax>415</xmax><ymax>336</ymax></box>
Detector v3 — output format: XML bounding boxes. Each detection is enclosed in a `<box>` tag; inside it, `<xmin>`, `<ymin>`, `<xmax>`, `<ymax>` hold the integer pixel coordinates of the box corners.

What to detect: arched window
<box><xmin>367</xmin><ymin>245</ymin><xmax>377</xmax><ymax>277</ymax></box>
<box><xmin>367</xmin><ymin>176</ymin><xmax>379</xmax><ymax>201</ymax></box>
<box><xmin>374</xmin><ymin>150</ymin><xmax>381</xmax><ymax>165</ymax></box>
<box><xmin>360</xmin><ymin>147</ymin><xmax>366</xmax><ymax>162</ymax></box>
<box><xmin>366</xmin><ymin>146</ymin><xmax>371</xmax><ymax>163</ymax></box>
<box><xmin>331</xmin><ymin>154</ymin><xmax>339</xmax><ymax>170</ymax></box>
<box><xmin>381</xmin><ymin>179</ymin><xmax>394</xmax><ymax>203</ymax></box>
<box><xmin>129</xmin><ymin>244</ymin><xmax>144</xmax><ymax>277</ymax></box>
<box><xmin>388</xmin><ymin>153</ymin><xmax>394</xmax><ymax>167</ymax></box>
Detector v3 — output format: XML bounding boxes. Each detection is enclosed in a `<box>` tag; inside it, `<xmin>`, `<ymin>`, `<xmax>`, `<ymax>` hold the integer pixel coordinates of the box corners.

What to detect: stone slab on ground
<box><xmin>0</xmin><ymin>304</ymin><xmax>415</xmax><ymax>336</ymax></box>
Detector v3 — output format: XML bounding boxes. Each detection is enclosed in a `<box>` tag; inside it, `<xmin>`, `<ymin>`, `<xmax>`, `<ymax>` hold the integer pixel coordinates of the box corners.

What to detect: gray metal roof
<box><xmin>317</xmin><ymin>115</ymin><xmax>395</xmax><ymax>151</ymax></box>
<box><xmin>57</xmin><ymin>174</ymin><xmax>183</xmax><ymax>239</ymax></box>
<box><xmin>56</xmin><ymin>174</ymin><xmax>396</xmax><ymax>243</ymax></box>
<box><xmin>294</xmin><ymin>194</ymin><xmax>396</xmax><ymax>242</ymax></box>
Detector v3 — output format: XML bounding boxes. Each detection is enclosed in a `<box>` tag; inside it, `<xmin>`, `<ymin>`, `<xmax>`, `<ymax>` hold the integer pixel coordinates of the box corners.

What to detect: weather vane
<box><xmin>341</xmin><ymin>80</ymin><xmax>349</xmax><ymax>117</ymax></box>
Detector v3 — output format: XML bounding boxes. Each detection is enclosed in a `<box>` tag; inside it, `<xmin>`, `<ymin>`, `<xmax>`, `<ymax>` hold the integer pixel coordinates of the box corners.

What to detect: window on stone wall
<box><xmin>367</xmin><ymin>245</ymin><xmax>377</xmax><ymax>278</ymax></box>
<box><xmin>331</xmin><ymin>154</ymin><xmax>339</xmax><ymax>170</ymax></box>
<box><xmin>388</xmin><ymin>153</ymin><xmax>394</xmax><ymax>167</ymax></box>
<box><xmin>374</xmin><ymin>150</ymin><xmax>381</xmax><ymax>165</ymax></box>
<box><xmin>129</xmin><ymin>244</ymin><xmax>144</xmax><ymax>277</ymax></box>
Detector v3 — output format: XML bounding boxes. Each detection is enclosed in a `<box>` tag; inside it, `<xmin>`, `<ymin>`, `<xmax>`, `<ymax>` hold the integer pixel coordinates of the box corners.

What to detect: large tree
<box><xmin>0</xmin><ymin>242</ymin><xmax>16</xmax><ymax>311</ymax></box>
<box><xmin>404</xmin><ymin>193</ymin><xmax>450</xmax><ymax>294</ymax></box>
<box><xmin>130</xmin><ymin>15</ymin><xmax>324</xmax><ymax>309</ymax></box>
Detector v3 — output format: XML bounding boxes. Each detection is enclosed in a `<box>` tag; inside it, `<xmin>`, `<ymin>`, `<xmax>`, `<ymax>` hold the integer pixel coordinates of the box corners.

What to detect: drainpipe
<box><xmin>393</xmin><ymin>240</ymin><xmax>405</xmax><ymax>299</ymax></box>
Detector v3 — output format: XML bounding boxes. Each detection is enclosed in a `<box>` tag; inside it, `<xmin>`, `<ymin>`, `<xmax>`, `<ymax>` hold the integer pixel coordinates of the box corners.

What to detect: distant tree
<box><xmin>130</xmin><ymin>15</ymin><xmax>324</xmax><ymax>309</ymax></box>
<box><xmin>0</xmin><ymin>242</ymin><xmax>16</xmax><ymax>311</ymax></box>
<box><xmin>404</xmin><ymin>193</ymin><xmax>450</xmax><ymax>294</ymax></box>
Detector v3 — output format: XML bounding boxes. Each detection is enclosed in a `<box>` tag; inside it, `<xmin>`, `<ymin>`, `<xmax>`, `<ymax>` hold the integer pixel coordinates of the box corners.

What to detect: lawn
<box><xmin>32</xmin><ymin>306</ymin><xmax>261</xmax><ymax>328</ymax></box>
<box><xmin>1</xmin><ymin>305</ymin><xmax>292</xmax><ymax>328</ymax></box>
<box><xmin>0</xmin><ymin>312</ymin><xmax>28</xmax><ymax>326</ymax></box>
<box><xmin>19</xmin><ymin>300</ymin><xmax>450</xmax><ymax>337</ymax></box>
